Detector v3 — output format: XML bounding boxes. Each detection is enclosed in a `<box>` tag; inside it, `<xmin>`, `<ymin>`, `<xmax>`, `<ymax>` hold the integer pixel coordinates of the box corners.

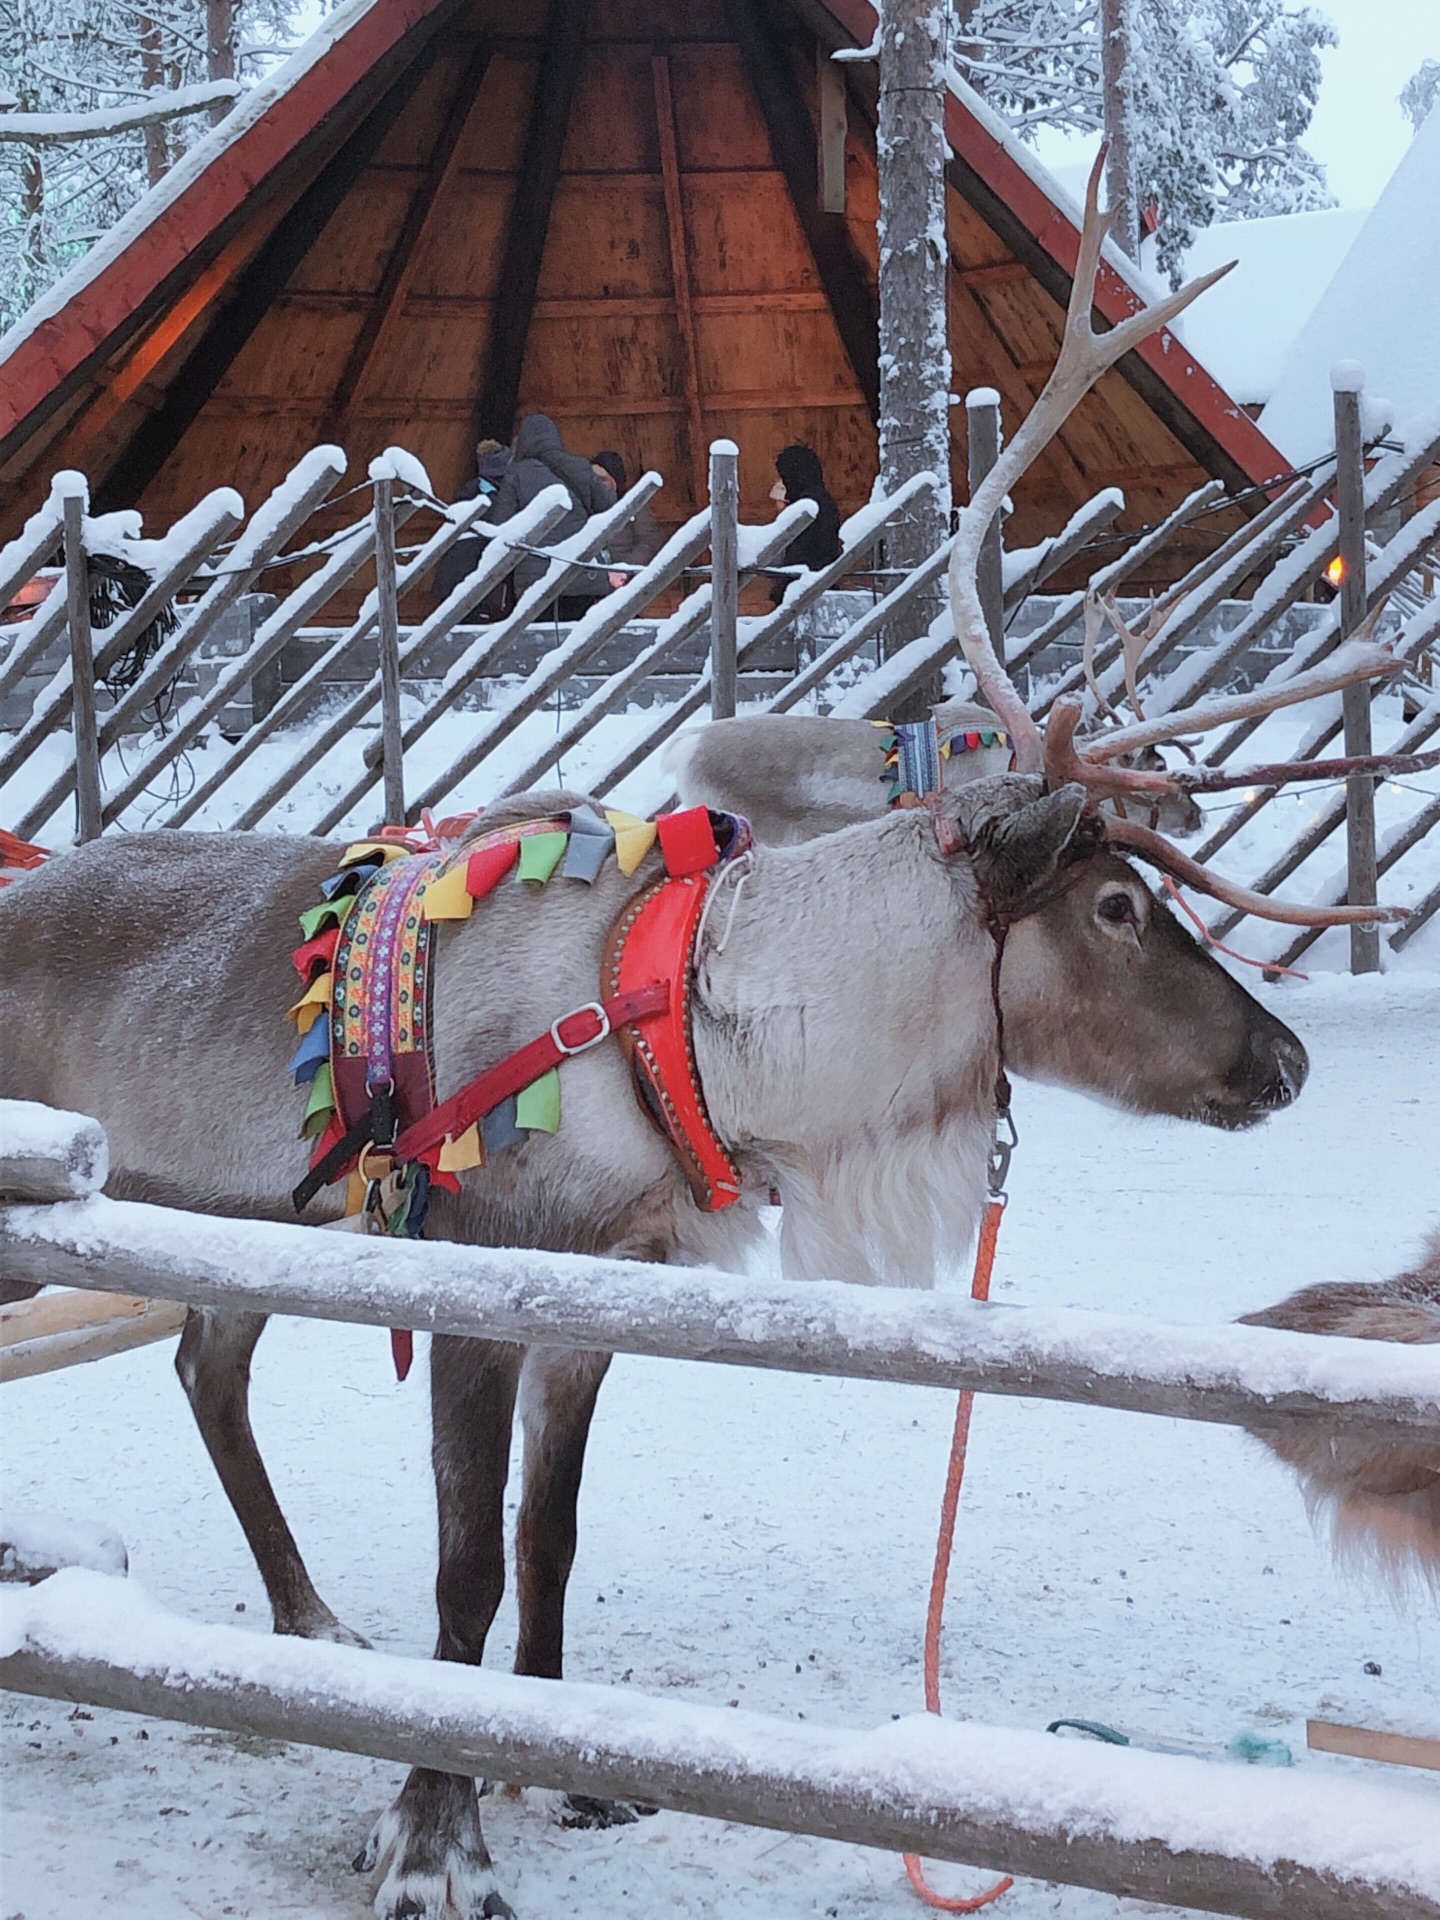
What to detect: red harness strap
<box><xmin>602</xmin><ymin>870</ymin><xmax>743</xmax><ymax>1211</ymax></box>
<box><xmin>392</xmin><ymin>984</ymin><xmax>670</xmax><ymax>1165</ymax></box>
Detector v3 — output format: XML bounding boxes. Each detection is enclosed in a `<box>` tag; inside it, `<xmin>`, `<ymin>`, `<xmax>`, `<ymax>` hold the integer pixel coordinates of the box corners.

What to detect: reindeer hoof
<box><xmin>558</xmin><ymin>1792</ymin><xmax>652</xmax><ymax>1829</ymax></box>
<box><xmin>278</xmin><ymin>1604</ymin><xmax>371</xmax><ymax>1649</ymax></box>
<box><xmin>360</xmin><ymin>1773</ymin><xmax>512</xmax><ymax>1920</ymax></box>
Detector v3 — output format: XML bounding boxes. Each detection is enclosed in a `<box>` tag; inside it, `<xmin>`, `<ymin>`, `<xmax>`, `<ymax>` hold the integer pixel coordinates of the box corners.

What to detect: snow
<box><xmin>366</xmin><ymin>449</ymin><xmax>433</xmax><ymax>499</ymax></box>
<box><xmin>1260</xmin><ymin>101</ymin><xmax>1440</xmax><ymax>464</ymax></box>
<box><xmin>0</xmin><ymin>82</ymin><xmax>242</xmax><ymax>143</ymax></box>
<box><xmin>3</xmin><ymin>1569</ymin><xmax>1438</xmax><ymax>1903</ymax></box>
<box><xmin>1141</xmin><ymin>206</ymin><xmax>1370</xmax><ymax>408</ymax></box>
<box><xmin>0</xmin><ymin>1098</ymin><xmax>108</xmax><ymax>1196</ymax></box>
<box><xmin>2</xmin><ymin>969</ymin><xmax>1438</xmax><ymax>1916</ymax></box>
<box><xmin>0</xmin><ymin>1515</ymin><xmax>128</xmax><ymax>1585</ymax></box>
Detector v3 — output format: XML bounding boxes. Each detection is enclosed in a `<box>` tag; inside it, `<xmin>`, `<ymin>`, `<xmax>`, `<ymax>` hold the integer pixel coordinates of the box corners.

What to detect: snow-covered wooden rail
<box><xmin>0</xmin><ymin>1107</ymin><xmax>1433</xmax><ymax>1443</ymax></box>
<box><xmin>2</xmin><ymin>1570</ymin><xmax>1435</xmax><ymax>1920</ymax></box>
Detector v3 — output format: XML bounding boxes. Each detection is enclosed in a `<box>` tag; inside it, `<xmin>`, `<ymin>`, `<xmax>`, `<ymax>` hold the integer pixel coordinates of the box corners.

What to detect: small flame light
<box><xmin>1325</xmin><ymin>555</ymin><xmax>1346</xmax><ymax>589</ymax></box>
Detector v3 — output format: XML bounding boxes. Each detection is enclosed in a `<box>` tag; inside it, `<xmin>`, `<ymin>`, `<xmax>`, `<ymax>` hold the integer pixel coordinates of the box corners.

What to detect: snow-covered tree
<box><xmin>1399</xmin><ymin>57</ymin><xmax>1439</xmax><ymax>134</ymax></box>
<box><xmin>0</xmin><ymin>0</ymin><xmax>309</xmax><ymax>333</ymax></box>
<box><xmin>950</xmin><ymin>0</ymin><xmax>1337</xmax><ymax>282</ymax></box>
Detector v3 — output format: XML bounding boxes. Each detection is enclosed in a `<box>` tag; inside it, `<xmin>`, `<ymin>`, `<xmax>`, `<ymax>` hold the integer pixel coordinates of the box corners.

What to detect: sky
<box><xmin>1033</xmin><ymin>0</ymin><xmax>1436</xmax><ymax>211</ymax></box>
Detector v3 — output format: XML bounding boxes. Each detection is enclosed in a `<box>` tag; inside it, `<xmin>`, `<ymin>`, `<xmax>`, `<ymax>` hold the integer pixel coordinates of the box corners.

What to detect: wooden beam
<box><xmin>6</xmin><ymin>1588</ymin><xmax>1435</xmax><ymax>1920</ymax></box>
<box><xmin>0</xmin><ymin>1105</ymin><xmax>107</xmax><ymax>1202</ymax></box>
<box><xmin>817</xmin><ymin>42</ymin><xmax>847</xmax><ymax>213</ymax></box>
<box><xmin>1308</xmin><ymin>1721</ymin><xmax>1440</xmax><ymax>1774</ymax></box>
<box><xmin>91</xmin><ymin>45</ymin><xmax>441</xmax><ymax>513</ymax></box>
<box><xmin>651</xmin><ymin>49</ymin><xmax>709</xmax><ymax>508</ymax></box>
<box><xmin>721</xmin><ymin>0</ymin><xmax>879</xmax><ymax>420</ymax></box>
<box><xmin>322</xmin><ymin>41</ymin><xmax>494</xmax><ymax>446</ymax></box>
<box><xmin>0</xmin><ymin>1291</ymin><xmax>187</xmax><ymax>1384</ymax></box>
<box><xmin>470</xmin><ymin>0</ymin><xmax>592</xmax><ymax>444</ymax></box>
<box><xmin>6</xmin><ymin>1189</ymin><xmax>1435</xmax><ymax>1442</ymax></box>
<box><xmin>950</xmin><ymin>272</ymin><xmax>1091</xmax><ymax>503</ymax></box>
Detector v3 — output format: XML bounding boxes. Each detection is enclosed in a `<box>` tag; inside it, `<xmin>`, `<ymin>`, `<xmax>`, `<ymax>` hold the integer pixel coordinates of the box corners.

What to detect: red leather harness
<box><xmin>387</xmin><ymin>819</ymin><xmax>743</xmax><ymax>1211</ymax></box>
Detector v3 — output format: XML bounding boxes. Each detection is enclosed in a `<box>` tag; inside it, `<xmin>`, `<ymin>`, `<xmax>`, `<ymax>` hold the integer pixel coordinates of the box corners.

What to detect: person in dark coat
<box><xmin>487</xmin><ymin>412</ymin><xmax>615</xmax><ymax>614</ymax></box>
<box><xmin>590</xmin><ymin>449</ymin><xmax>660</xmax><ymax>583</ymax></box>
<box><xmin>430</xmin><ymin>439</ymin><xmax>512</xmax><ymax>608</ymax></box>
<box><xmin>767</xmin><ymin>443</ymin><xmax>842</xmax><ymax>605</ymax></box>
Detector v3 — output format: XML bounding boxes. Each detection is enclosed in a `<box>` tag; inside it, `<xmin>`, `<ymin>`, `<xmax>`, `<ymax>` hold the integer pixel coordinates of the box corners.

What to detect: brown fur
<box><xmin>1240</xmin><ymin>1233</ymin><xmax>1440</xmax><ymax>1587</ymax></box>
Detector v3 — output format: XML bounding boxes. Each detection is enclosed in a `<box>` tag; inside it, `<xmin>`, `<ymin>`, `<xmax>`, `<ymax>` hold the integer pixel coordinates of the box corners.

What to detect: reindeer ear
<box><xmin>948</xmin><ymin>776</ymin><xmax>1088</xmax><ymax>907</ymax></box>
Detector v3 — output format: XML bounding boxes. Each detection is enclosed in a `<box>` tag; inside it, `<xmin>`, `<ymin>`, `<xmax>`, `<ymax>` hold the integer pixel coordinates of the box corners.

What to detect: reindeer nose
<box><xmin>1252</xmin><ymin>1027</ymin><xmax>1309</xmax><ymax>1111</ymax></box>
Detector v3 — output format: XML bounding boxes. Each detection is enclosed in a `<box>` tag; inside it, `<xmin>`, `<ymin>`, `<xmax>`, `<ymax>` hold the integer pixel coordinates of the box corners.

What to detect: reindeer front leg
<box><xmin>514</xmin><ymin>1346</ymin><xmax>639</xmax><ymax>1831</ymax></box>
<box><xmin>358</xmin><ymin>1335</ymin><xmax>522</xmax><ymax>1920</ymax></box>
<box><xmin>174</xmin><ymin>1308</ymin><xmax>365</xmax><ymax>1645</ymax></box>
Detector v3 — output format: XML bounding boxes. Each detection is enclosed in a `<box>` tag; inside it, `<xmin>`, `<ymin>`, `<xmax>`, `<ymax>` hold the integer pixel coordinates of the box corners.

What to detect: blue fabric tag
<box><xmin>287</xmin><ymin>1019</ymin><xmax>331</xmax><ymax>1084</ymax></box>
<box><xmin>480</xmin><ymin>1096</ymin><xmax>522</xmax><ymax>1155</ymax></box>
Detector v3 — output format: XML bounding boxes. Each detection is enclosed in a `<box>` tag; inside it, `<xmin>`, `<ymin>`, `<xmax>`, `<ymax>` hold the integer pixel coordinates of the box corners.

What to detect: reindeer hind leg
<box><xmin>175</xmin><ymin>1307</ymin><xmax>366</xmax><ymax>1645</ymax></box>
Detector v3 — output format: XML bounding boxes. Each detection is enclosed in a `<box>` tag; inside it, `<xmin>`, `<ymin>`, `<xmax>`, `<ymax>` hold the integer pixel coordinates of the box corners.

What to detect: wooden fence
<box><xmin>2</xmin><ymin>1100</ymin><xmax>1437</xmax><ymax>1920</ymax></box>
<box><xmin>2</xmin><ymin>412</ymin><xmax>1439</xmax><ymax>964</ymax></box>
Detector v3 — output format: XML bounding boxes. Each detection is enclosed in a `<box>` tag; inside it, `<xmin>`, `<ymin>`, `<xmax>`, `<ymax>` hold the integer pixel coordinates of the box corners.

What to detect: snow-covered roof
<box><xmin>1259</xmin><ymin>106</ymin><xmax>1440</xmax><ymax>465</ymax></box>
<box><xmin>1142</xmin><ymin>207</ymin><xmax>1371</xmax><ymax>410</ymax></box>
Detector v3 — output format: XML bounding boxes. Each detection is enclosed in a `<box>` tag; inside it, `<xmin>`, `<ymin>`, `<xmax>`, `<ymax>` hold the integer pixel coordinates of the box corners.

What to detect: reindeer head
<box><xmin>930</xmin><ymin>776</ymin><xmax>1307</xmax><ymax>1129</ymax></box>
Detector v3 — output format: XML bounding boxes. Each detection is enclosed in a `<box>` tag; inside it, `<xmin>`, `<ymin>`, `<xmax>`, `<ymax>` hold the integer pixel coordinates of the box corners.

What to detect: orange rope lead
<box><xmin>903</xmin><ymin>1197</ymin><xmax>1014</xmax><ymax>1911</ymax></box>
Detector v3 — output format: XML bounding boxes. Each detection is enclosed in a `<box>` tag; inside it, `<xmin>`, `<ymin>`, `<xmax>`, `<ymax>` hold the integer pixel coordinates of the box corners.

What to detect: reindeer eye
<box><xmin>1098</xmin><ymin>891</ymin><xmax>1135</xmax><ymax>925</ymax></box>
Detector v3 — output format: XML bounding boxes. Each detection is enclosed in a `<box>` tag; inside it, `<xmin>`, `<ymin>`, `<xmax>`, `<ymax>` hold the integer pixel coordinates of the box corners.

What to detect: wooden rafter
<box><xmin>322</xmin><ymin>39</ymin><xmax>494</xmax><ymax>448</ymax></box>
<box><xmin>92</xmin><ymin>46</ymin><xmax>443</xmax><ymax>514</ymax></box>
<box><xmin>722</xmin><ymin>0</ymin><xmax>879</xmax><ymax>420</ymax></box>
<box><xmin>949</xmin><ymin>270</ymin><xmax>1091</xmax><ymax>503</ymax></box>
<box><xmin>470</xmin><ymin>0</ymin><xmax>592</xmax><ymax>444</ymax></box>
<box><xmin>651</xmin><ymin>48</ymin><xmax>708</xmax><ymax>508</ymax></box>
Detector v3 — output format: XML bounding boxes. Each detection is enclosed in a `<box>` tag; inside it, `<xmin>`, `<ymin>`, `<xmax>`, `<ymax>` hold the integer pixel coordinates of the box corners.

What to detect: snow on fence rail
<box><xmin>4</xmin><ymin>1569</ymin><xmax>1437</xmax><ymax>1920</ymax></box>
<box><xmin>2</xmin><ymin>1099</ymin><xmax>1439</xmax><ymax>1920</ymax></box>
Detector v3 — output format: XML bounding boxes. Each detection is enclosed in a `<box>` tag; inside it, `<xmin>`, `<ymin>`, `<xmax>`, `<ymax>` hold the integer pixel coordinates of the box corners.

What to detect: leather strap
<box><xmin>391</xmin><ymin>984</ymin><xmax>670</xmax><ymax>1164</ymax></box>
<box><xmin>602</xmin><ymin>872</ymin><xmax>743</xmax><ymax>1212</ymax></box>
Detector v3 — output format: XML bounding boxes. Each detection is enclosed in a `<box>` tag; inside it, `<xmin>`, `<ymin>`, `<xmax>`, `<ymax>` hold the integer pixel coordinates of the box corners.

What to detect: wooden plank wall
<box><xmin>18</xmin><ymin>0</ymin><xmax>1253</xmax><ymax>606</ymax></box>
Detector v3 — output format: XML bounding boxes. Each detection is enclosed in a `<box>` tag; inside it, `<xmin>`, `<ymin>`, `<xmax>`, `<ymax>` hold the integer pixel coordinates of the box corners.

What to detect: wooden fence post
<box><xmin>1333</xmin><ymin>364</ymin><xmax>1380</xmax><ymax>974</ymax></box>
<box><xmin>61</xmin><ymin>483</ymin><xmax>102</xmax><ymax>844</ymax></box>
<box><xmin>709</xmin><ymin>439</ymin><xmax>739</xmax><ymax>720</ymax></box>
<box><xmin>372</xmin><ymin>468</ymin><xmax>406</xmax><ymax>827</ymax></box>
<box><xmin>966</xmin><ymin>387</ymin><xmax>1004</xmax><ymax>662</ymax></box>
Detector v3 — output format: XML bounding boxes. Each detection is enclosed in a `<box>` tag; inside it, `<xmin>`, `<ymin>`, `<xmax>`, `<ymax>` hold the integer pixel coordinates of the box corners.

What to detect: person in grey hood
<box><xmin>487</xmin><ymin>412</ymin><xmax>615</xmax><ymax>603</ymax></box>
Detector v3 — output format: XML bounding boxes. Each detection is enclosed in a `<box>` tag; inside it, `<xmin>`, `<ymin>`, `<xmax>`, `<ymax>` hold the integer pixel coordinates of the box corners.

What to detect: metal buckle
<box><xmin>551</xmin><ymin>1001</ymin><xmax>611</xmax><ymax>1056</ymax></box>
<box><xmin>988</xmin><ymin>1109</ymin><xmax>1018</xmax><ymax>1198</ymax></box>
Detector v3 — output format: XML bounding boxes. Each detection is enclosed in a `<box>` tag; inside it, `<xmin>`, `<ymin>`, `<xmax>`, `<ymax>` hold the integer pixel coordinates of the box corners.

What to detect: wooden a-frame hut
<box><xmin>0</xmin><ymin>0</ymin><xmax>1288</xmax><ymax>581</ymax></box>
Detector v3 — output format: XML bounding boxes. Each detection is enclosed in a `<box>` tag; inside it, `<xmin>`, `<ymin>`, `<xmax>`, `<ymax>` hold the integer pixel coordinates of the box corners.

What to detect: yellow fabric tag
<box><xmin>422</xmin><ymin>862</ymin><xmax>475</xmax><ymax>921</ymax></box>
<box><xmin>341</xmin><ymin>841</ymin><xmax>407</xmax><ymax>866</ymax></box>
<box><xmin>605</xmin><ymin>809</ymin><xmax>658</xmax><ymax>875</ymax></box>
<box><xmin>438</xmin><ymin>1124</ymin><xmax>485</xmax><ymax>1173</ymax></box>
<box><xmin>286</xmin><ymin>971</ymin><xmax>333</xmax><ymax>1022</ymax></box>
<box><xmin>344</xmin><ymin>1170</ymin><xmax>368</xmax><ymax>1216</ymax></box>
<box><xmin>293</xmin><ymin>1000</ymin><xmax>327</xmax><ymax>1035</ymax></box>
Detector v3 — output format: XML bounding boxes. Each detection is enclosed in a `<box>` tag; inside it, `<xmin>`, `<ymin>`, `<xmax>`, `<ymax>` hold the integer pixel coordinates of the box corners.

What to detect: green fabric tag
<box><xmin>303</xmin><ymin>1060</ymin><xmax>333</xmax><ymax>1122</ymax></box>
<box><xmin>518</xmin><ymin>831</ymin><xmax>568</xmax><ymax>886</ymax></box>
<box><xmin>298</xmin><ymin>900</ymin><xmax>345</xmax><ymax>939</ymax></box>
<box><xmin>515</xmin><ymin>1068</ymin><xmax>561</xmax><ymax>1134</ymax></box>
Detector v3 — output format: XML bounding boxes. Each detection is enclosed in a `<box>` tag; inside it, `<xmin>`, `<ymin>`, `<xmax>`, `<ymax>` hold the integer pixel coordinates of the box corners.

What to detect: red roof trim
<box><xmin>821</xmin><ymin>0</ymin><xmax>1288</xmax><ymax>489</ymax></box>
<box><xmin>0</xmin><ymin>0</ymin><xmax>452</xmax><ymax>446</ymax></box>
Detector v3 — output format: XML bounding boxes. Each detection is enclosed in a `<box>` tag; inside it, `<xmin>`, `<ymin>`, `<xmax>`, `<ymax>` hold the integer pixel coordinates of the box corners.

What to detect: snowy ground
<box><xmin>3</xmin><ymin>968</ymin><xmax>1438</xmax><ymax>1919</ymax></box>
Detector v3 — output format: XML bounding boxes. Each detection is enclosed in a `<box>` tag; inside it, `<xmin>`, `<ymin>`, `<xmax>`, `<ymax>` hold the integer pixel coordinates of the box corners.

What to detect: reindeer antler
<box><xmin>949</xmin><ymin>146</ymin><xmax>1235</xmax><ymax>775</ymax></box>
<box><xmin>944</xmin><ymin>151</ymin><xmax>1409</xmax><ymax>932</ymax></box>
<box><xmin>1106</xmin><ymin>817</ymin><xmax>1408</xmax><ymax>928</ymax></box>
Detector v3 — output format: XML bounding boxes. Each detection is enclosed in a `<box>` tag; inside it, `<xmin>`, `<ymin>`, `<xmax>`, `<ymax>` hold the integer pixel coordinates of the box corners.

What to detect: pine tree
<box><xmin>1399</xmin><ymin>58</ymin><xmax>1439</xmax><ymax>134</ymax></box>
<box><xmin>950</xmin><ymin>0</ymin><xmax>1337</xmax><ymax>281</ymax></box>
<box><xmin>0</xmin><ymin>0</ymin><xmax>308</xmax><ymax>333</ymax></box>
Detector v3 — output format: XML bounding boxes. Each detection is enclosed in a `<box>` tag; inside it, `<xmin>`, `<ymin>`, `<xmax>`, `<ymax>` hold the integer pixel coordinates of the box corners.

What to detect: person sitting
<box><xmin>488</xmin><ymin>412</ymin><xmax>615</xmax><ymax>620</ymax></box>
<box><xmin>590</xmin><ymin>449</ymin><xmax>661</xmax><ymax>586</ymax></box>
<box><xmin>767</xmin><ymin>443</ymin><xmax>842</xmax><ymax>606</ymax></box>
<box><xmin>430</xmin><ymin>438</ymin><xmax>512</xmax><ymax>609</ymax></box>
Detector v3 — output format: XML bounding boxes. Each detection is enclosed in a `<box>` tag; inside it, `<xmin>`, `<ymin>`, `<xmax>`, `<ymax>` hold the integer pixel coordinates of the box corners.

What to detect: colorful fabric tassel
<box><xmin>421</xmin><ymin>861</ymin><xmax>475</xmax><ymax>921</ymax></box>
<box><xmin>481</xmin><ymin>1096</ymin><xmax>522</xmax><ymax>1155</ymax></box>
<box><xmin>515</xmin><ymin>1068</ymin><xmax>561</xmax><ymax>1134</ymax></box>
<box><xmin>518</xmin><ymin>830</ymin><xmax>568</xmax><ymax>886</ymax></box>
<box><xmin>287</xmin><ymin>1019</ymin><xmax>331</xmax><ymax>1084</ymax></box>
<box><xmin>465</xmin><ymin>838</ymin><xmax>521</xmax><ymax>898</ymax></box>
<box><xmin>605</xmin><ymin>809</ymin><xmax>658</xmax><ymax>875</ymax></box>
<box><xmin>437</xmin><ymin>1123</ymin><xmax>484</xmax><ymax>1173</ymax></box>
<box><xmin>297</xmin><ymin>899</ymin><xmax>348</xmax><ymax>940</ymax></box>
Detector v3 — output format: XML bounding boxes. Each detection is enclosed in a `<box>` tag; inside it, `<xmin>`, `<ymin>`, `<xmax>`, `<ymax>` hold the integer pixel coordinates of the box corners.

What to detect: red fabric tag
<box><xmin>965</xmin><ymin>730</ymin><xmax>981</xmax><ymax>750</ymax></box>
<box><xmin>390</xmin><ymin>1328</ymin><xmax>413</xmax><ymax>1381</ymax></box>
<box><xmin>290</xmin><ymin>927</ymin><xmax>341</xmax><ymax>979</ymax></box>
<box><xmin>466</xmin><ymin>838</ymin><xmax>521</xmax><ymax>898</ymax></box>
<box><xmin>656</xmin><ymin>807</ymin><xmax>719</xmax><ymax>877</ymax></box>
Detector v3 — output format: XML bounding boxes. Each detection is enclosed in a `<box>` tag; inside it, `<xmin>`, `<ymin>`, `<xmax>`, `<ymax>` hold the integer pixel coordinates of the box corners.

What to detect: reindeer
<box><xmin>1240</xmin><ymin>1234</ymin><xmax>1440</xmax><ymax>1589</ymax></box>
<box><xmin>0</xmin><ymin>155</ymin><xmax>1408</xmax><ymax>1920</ymax></box>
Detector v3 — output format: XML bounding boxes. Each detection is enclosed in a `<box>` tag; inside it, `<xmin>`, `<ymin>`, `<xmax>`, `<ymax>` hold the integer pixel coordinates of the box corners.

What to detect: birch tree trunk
<box><xmin>876</xmin><ymin>0</ymin><xmax>953</xmax><ymax>720</ymax></box>
<box><xmin>1100</xmin><ymin>0</ymin><xmax>1140</xmax><ymax>261</ymax></box>
<box><xmin>206</xmin><ymin>0</ymin><xmax>236</xmax><ymax>124</ymax></box>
